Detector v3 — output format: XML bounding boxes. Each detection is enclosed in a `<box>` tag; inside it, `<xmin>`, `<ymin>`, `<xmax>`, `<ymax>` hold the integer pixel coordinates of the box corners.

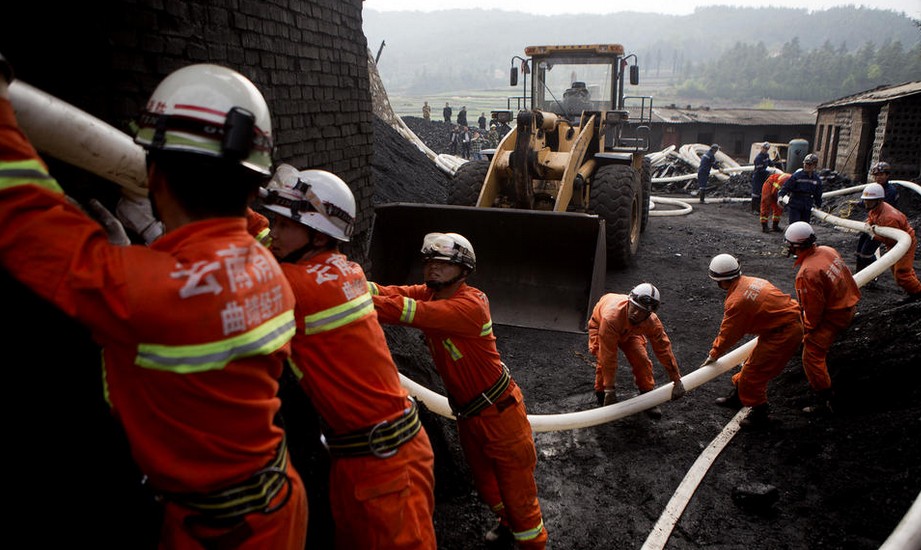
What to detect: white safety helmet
<box><xmin>761</xmin><ymin>141</ymin><xmax>770</xmax><ymax>150</ymax></box>
<box><xmin>708</xmin><ymin>254</ymin><xmax>742</xmax><ymax>281</ymax></box>
<box><xmin>134</xmin><ymin>64</ymin><xmax>273</xmax><ymax>177</ymax></box>
<box><xmin>260</xmin><ymin>165</ymin><xmax>356</xmax><ymax>242</ymax></box>
<box><xmin>628</xmin><ymin>283</ymin><xmax>661</xmax><ymax>313</ymax></box>
<box><xmin>860</xmin><ymin>183</ymin><xmax>885</xmax><ymax>200</ymax></box>
<box><xmin>421</xmin><ymin>232</ymin><xmax>476</xmax><ymax>271</ymax></box>
<box><xmin>804</xmin><ymin>153</ymin><xmax>819</xmax><ymax>165</ymax></box>
<box><xmin>784</xmin><ymin>221</ymin><xmax>817</xmax><ymax>248</ymax></box>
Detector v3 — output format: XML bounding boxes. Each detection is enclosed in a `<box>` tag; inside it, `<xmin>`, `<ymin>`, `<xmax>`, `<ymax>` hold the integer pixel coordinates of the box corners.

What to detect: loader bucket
<box><xmin>370</xmin><ymin>203</ymin><xmax>607</xmax><ymax>333</ymax></box>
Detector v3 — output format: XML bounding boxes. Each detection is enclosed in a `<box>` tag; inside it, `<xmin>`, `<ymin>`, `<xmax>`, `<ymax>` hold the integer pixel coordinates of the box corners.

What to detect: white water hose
<box><xmin>8</xmin><ymin>81</ymin><xmax>148</xmax><ymax>198</ymax></box>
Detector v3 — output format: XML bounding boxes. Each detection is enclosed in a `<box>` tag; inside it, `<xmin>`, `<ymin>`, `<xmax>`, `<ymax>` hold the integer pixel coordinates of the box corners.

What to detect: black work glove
<box><xmin>671</xmin><ymin>379</ymin><xmax>686</xmax><ymax>400</ymax></box>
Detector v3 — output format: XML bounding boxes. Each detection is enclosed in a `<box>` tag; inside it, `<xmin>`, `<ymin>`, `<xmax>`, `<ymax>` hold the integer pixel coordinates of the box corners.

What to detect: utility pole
<box><xmin>375</xmin><ymin>40</ymin><xmax>386</xmax><ymax>64</ymax></box>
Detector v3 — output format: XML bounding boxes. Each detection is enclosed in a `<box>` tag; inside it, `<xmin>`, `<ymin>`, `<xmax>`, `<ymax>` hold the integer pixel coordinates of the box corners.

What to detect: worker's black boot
<box><xmin>771</xmin><ymin>220</ymin><xmax>782</xmax><ymax>232</ymax></box>
<box><xmin>803</xmin><ymin>388</ymin><xmax>835</xmax><ymax>414</ymax></box>
<box><xmin>699</xmin><ymin>189</ymin><xmax>706</xmax><ymax>204</ymax></box>
<box><xmin>855</xmin><ymin>256</ymin><xmax>873</xmax><ymax>273</ymax></box>
<box><xmin>751</xmin><ymin>198</ymin><xmax>759</xmax><ymax>213</ymax></box>
<box><xmin>740</xmin><ymin>403</ymin><xmax>771</xmax><ymax>430</ymax></box>
<box><xmin>715</xmin><ymin>387</ymin><xmax>742</xmax><ymax>409</ymax></box>
<box><xmin>485</xmin><ymin>520</ymin><xmax>514</xmax><ymax>546</ymax></box>
<box><xmin>594</xmin><ymin>390</ymin><xmax>605</xmax><ymax>407</ymax></box>
<box><xmin>761</xmin><ymin>222</ymin><xmax>769</xmax><ymax>233</ymax></box>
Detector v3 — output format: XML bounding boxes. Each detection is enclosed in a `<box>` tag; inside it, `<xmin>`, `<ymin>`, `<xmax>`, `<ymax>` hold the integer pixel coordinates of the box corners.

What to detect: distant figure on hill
<box><xmin>443</xmin><ymin>102</ymin><xmax>452</xmax><ymax>123</ymax></box>
<box><xmin>422</xmin><ymin>101</ymin><xmax>431</xmax><ymax>122</ymax></box>
<box><xmin>478</xmin><ymin>112</ymin><xmax>487</xmax><ymax>130</ymax></box>
<box><xmin>457</xmin><ymin>106</ymin><xmax>468</xmax><ymax>127</ymax></box>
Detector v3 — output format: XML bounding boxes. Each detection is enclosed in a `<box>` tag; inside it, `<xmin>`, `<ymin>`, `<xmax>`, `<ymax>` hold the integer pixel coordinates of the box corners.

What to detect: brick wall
<box><xmin>2</xmin><ymin>0</ymin><xmax>373</xmax><ymax>263</ymax></box>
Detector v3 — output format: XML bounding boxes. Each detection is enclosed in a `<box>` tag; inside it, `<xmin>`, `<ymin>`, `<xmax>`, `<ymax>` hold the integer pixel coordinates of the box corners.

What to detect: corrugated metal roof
<box><xmin>816</xmin><ymin>81</ymin><xmax>921</xmax><ymax>108</ymax></box>
<box><xmin>649</xmin><ymin>107</ymin><xmax>815</xmax><ymax>126</ymax></box>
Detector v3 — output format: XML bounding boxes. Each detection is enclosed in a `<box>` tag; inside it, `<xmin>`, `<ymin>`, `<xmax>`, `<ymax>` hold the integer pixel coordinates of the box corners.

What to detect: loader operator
<box><xmin>587</xmin><ymin>284</ymin><xmax>687</xmax><ymax>417</ymax></box>
<box><xmin>0</xmin><ymin>58</ymin><xmax>309</xmax><ymax>547</ymax></box>
<box><xmin>257</xmin><ymin>165</ymin><xmax>437</xmax><ymax>549</ymax></box>
<box><xmin>369</xmin><ymin>232</ymin><xmax>548</xmax><ymax>549</ymax></box>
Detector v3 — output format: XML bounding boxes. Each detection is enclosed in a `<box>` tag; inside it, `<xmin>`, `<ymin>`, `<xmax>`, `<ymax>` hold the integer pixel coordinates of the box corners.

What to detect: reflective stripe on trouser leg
<box><xmin>457</xmin><ymin>385</ymin><xmax>547</xmax><ymax>548</ymax></box>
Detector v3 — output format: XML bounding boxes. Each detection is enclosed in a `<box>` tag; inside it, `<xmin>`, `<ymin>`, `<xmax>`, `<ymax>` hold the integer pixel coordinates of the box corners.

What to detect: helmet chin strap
<box><xmin>280</xmin><ymin>231</ymin><xmax>320</xmax><ymax>264</ymax></box>
<box><xmin>425</xmin><ymin>272</ymin><xmax>466</xmax><ymax>290</ymax></box>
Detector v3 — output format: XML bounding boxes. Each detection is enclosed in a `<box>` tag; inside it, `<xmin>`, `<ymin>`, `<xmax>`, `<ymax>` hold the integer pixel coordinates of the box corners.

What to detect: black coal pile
<box><xmin>371</xmin><ymin>116</ymin><xmax>449</xmax><ymax>205</ymax></box>
<box><xmin>401</xmin><ymin>116</ymin><xmax>464</xmax><ymax>156</ymax></box>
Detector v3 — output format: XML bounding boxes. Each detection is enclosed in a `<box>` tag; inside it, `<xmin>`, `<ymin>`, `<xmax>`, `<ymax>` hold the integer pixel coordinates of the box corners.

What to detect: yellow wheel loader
<box><xmin>372</xmin><ymin>44</ymin><xmax>653</xmax><ymax>333</ymax></box>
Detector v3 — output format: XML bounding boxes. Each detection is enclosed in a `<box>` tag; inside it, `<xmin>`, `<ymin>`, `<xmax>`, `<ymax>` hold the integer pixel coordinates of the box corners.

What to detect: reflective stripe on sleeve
<box><xmin>367</xmin><ymin>282</ymin><xmax>379</xmax><ymax>295</ymax></box>
<box><xmin>400</xmin><ymin>297</ymin><xmax>417</xmax><ymax>324</ymax></box>
<box><xmin>442</xmin><ymin>338</ymin><xmax>463</xmax><ymax>361</ymax></box>
<box><xmin>480</xmin><ymin>320</ymin><xmax>493</xmax><ymax>337</ymax></box>
<box><xmin>0</xmin><ymin>159</ymin><xmax>63</xmax><ymax>194</ymax></box>
<box><xmin>303</xmin><ymin>292</ymin><xmax>374</xmax><ymax>335</ymax></box>
<box><xmin>136</xmin><ymin>311</ymin><xmax>295</xmax><ymax>373</ymax></box>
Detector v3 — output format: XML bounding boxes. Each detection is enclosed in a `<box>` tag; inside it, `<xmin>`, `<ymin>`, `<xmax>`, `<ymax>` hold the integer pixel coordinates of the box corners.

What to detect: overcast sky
<box><xmin>363</xmin><ymin>0</ymin><xmax>920</xmax><ymax>19</ymax></box>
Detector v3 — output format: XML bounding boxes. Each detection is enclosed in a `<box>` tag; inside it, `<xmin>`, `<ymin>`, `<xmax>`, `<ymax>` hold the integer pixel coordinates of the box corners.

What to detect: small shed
<box><xmin>814</xmin><ymin>81</ymin><xmax>921</xmax><ymax>183</ymax></box>
<box><xmin>650</xmin><ymin>106</ymin><xmax>815</xmax><ymax>162</ymax></box>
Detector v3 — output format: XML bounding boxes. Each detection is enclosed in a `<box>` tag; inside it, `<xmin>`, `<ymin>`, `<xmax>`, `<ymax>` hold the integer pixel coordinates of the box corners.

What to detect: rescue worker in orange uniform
<box><xmin>860</xmin><ymin>183</ymin><xmax>921</xmax><ymax>302</ymax></box>
<box><xmin>704</xmin><ymin>254</ymin><xmax>804</xmax><ymax>429</ymax></box>
<box><xmin>783</xmin><ymin>222</ymin><xmax>860</xmax><ymax>414</ymax></box>
<box><xmin>587</xmin><ymin>283</ymin><xmax>687</xmax><ymax>417</ymax></box>
<box><xmin>258</xmin><ymin>165</ymin><xmax>437</xmax><ymax>549</ymax></box>
<box><xmin>0</xmin><ymin>59</ymin><xmax>308</xmax><ymax>547</ymax></box>
<box><xmin>369</xmin><ymin>232</ymin><xmax>548</xmax><ymax>549</ymax></box>
<box><xmin>760</xmin><ymin>171</ymin><xmax>790</xmax><ymax>233</ymax></box>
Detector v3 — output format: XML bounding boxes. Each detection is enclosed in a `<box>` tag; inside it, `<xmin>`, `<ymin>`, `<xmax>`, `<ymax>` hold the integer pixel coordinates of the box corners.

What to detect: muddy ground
<box><xmin>373</xmin><ymin>117</ymin><xmax>921</xmax><ymax>549</ymax></box>
<box><xmin>4</xmin><ymin>116</ymin><xmax>918</xmax><ymax>549</ymax></box>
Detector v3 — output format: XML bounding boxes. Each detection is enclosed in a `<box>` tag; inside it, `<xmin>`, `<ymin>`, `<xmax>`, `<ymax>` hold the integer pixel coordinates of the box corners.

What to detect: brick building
<box><xmin>650</xmin><ymin>105</ymin><xmax>815</xmax><ymax>163</ymax></box>
<box><xmin>813</xmin><ymin>81</ymin><xmax>921</xmax><ymax>183</ymax></box>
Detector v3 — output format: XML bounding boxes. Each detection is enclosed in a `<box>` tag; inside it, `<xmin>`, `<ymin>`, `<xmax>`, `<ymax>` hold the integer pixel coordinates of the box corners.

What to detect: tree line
<box><xmin>672</xmin><ymin>36</ymin><xmax>921</xmax><ymax>102</ymax></box>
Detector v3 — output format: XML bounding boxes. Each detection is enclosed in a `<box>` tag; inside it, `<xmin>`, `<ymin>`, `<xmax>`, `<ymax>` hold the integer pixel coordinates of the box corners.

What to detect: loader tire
<box><xmin>590</xmin><ymin>164</ymin><xmax>642</xmax><ymax>268</ymax></box>
<box><xmin>641</xmin><ymin>156</ymin><xmax>652</xmax><ymax>232</ymax></box>
<box><xmin>449</xmin><ymin>160</ymin><xmax>489</xmax><ymax>206</ymax></box>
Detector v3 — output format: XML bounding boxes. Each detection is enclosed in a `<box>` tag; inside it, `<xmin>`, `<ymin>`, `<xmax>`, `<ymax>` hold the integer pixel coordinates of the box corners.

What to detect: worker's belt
<box><xmin>452</xmin><ymin>364</ymin><xmax>511</xmax><ymax>419</ymax></box>
<box><xmin>322</xmin><ymin>398</ymin><xmax>422</xmax><ymax>458</ymax></box>
<box><xmin>155</xmin><ymin>437</ymin><xmax>292</xmax><ymax>522</ymax></box>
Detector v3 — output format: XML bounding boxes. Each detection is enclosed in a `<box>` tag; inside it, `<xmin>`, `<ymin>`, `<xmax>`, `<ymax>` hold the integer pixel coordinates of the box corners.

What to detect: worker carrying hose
<box><xmin>0</xmin><ymin>57</ymin><xmax>309</xmax><ymax>546</ymax></box>
<box><xmin>778</xmin><ymin>153</ymin><xmax>823</xmax><ymax>224</ymax></box>
<box><xmin>369</xmin><ymin>232</ymin><xmax>548</xmax><ymax>549</ymax></box>
<box><xmin>258</xmin><ymin>165</ymin><xmax>438</xmax><ymax>549</ymax></box>
<box><xmin>704</xmin><ymin>254</ymin><xmax>804</xmax><ymax>430</ymax></box>
<box><xmin>859</xmin><ymin>183</ymin><xmax>921</xmax><ymax>302</ymax></box>
<box><xmin>855</xmin><ymin>162</ymin><xmax>900</xmax><ymax>273</ymax></box>
<box><xmin>760</xmin><ymin>171</ymin><xmax>790</xmax><ymax>233</ymax></box>
<box><xmin>784</xmin><ymin>222</ymin><xmax>860</xmax><ymax>415</ymax></box>
<box><xmin>586</xmin><ymin>284</ymin><xmax>686</xmax><ymax>417</ymax></box>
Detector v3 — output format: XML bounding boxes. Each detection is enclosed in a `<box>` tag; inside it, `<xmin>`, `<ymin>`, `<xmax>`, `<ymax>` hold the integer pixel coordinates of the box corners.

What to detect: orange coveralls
<box><xmin>866</xmin><ymin>201</ymin><xmax>921</xmax><ymax>295</ymax></box>
<box><xmin>760</xmin><ymin>173</ymin><xmax>789</xmax><ymax>225</ymax></box>
<box><xmin>0</xmin><ymin>98</ymin><xmax>308</xmax><ymax>549</ymax></box>
<box><xmin>370</xmin><ymin>282</ymin><xmax>548</xmax><ymax>549</ymax></box>
<box><xmin>587</xmin><ymin>293</ymin><xmax>682</xmax><ymax>393</ymax></box>
<box><xmin>279</xmin><ymin>249</ymin><xmax>436</xmax><ymax>550</ymax></box>
<box><xmin>793</xmin><ymin>246</ymin><xmax>861</xmax><ymax>391</ymax></box>
<box><xmin>708</xmin><ymin>275</ymin><xmax>804</xmax><ymax>407</ymax></box>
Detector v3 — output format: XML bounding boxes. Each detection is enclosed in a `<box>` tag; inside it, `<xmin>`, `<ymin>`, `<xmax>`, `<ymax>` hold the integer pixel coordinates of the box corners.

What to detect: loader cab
<box><xmin>510</xmin><ymin>44</ymin><xmax>652</xmax><ymax>152</ymax></box>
